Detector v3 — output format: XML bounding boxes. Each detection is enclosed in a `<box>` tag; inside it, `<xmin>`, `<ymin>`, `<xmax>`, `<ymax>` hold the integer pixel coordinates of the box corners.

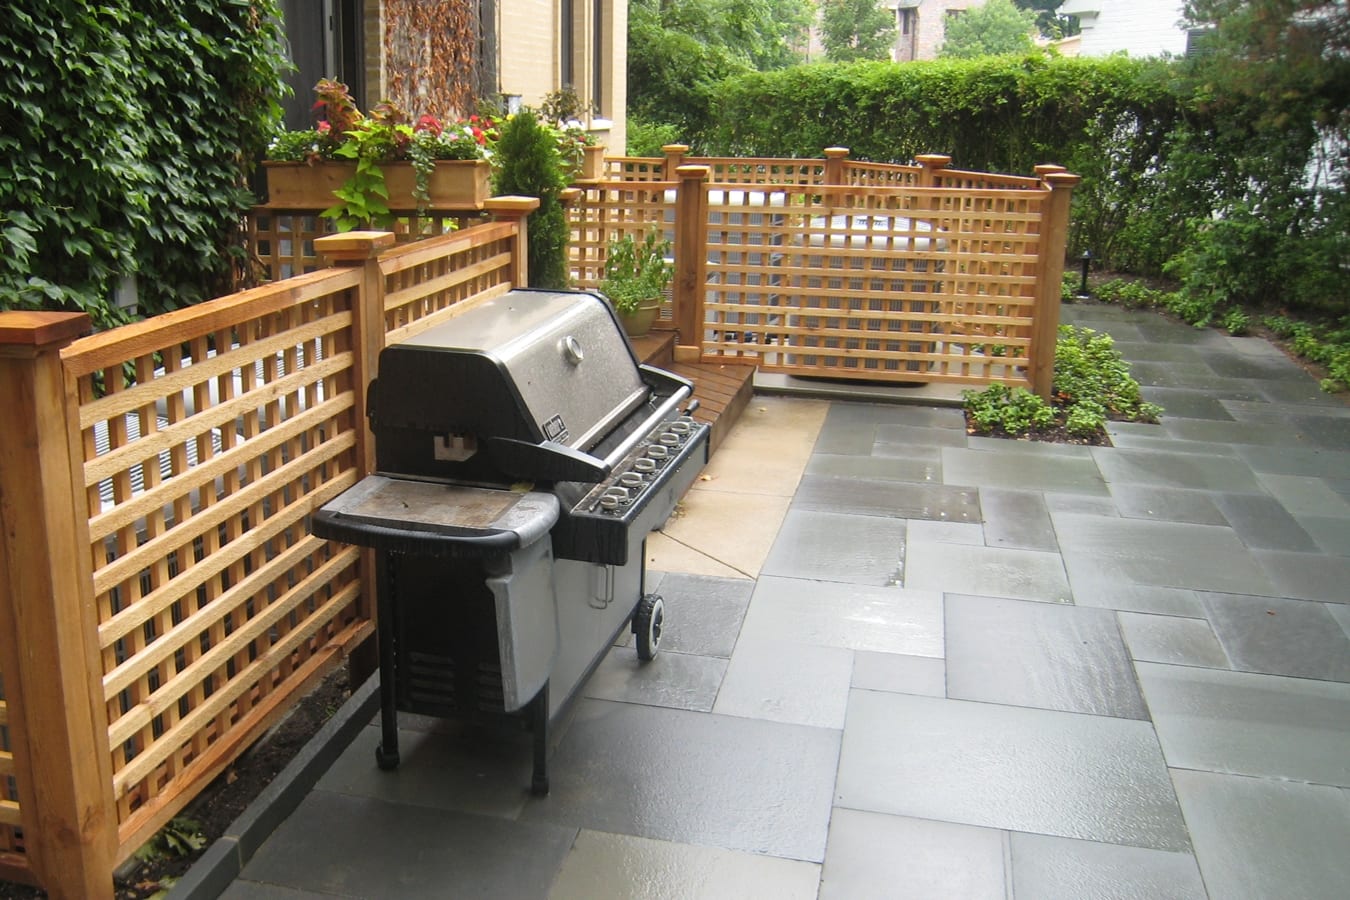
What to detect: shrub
<box><xmin>963</xmin><ymin>324</ymin><xmax>1161</xmax><ymax>441</ymax></box>
<box><xmin>964</xmin><ymin>384</ymin><xmax>1055</xmax><ymax>437</ymax></box>
<box><xmin>1262</xmin><ymin>315</ymin><xmax>1350</xmax><ymax>392</ymax></box>
<box><xmin>492</xmin><ymin>111</ymin><xmax>570</xmax><ymax>290</ymax></box>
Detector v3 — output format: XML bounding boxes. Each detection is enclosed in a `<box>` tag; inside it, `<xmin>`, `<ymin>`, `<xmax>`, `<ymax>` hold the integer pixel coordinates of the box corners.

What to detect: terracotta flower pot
<box><xmin>617</xmin><ymin>297</ymin><xmax>662</xmax><ymax>337</ymax></box>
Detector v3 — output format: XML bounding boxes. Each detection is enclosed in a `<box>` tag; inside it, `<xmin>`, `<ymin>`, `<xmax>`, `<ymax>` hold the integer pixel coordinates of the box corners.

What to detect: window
<box><xmin>561</xmin><ymin>0</ymin><xmax>574</xmax><ymax>88</ymax></box>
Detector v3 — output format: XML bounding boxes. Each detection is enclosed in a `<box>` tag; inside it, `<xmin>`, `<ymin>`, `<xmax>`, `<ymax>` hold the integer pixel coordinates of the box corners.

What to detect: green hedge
<box><xmin>705</xmin><ymin>55</ymin><xmax>1189</xmax><ymax>271</ymax></box>
<box><xmin>1</xmin><ymin>1</ymin><xmax>288</xmax><ymax>330</ymax></box>
<box><xmin>698</xmin><ymin>54</ymin><xmax>1347</xmax><ymax>322</ymax></box>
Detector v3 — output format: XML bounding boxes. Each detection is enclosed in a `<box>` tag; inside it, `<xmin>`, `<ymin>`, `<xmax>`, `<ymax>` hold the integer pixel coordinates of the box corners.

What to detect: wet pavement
<box><xmin>179</xmin><ymin>304</ymin><xmax>1350</xmax><ymax>899</ymax></box>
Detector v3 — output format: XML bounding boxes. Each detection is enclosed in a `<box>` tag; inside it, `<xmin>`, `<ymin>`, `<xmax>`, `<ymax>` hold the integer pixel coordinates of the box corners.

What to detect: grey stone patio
<box><xmin>177</xmin><ymin>303</ymin><xmax>1350</xmax><ymax>899</ymax></box>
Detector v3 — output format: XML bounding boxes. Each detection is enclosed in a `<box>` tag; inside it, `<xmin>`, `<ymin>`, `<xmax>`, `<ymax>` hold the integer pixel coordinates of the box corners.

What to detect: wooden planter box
<box><xmin>263</xmin><ymin>159</ymin><xmax>492</xmax><ymax>210</ymax></box>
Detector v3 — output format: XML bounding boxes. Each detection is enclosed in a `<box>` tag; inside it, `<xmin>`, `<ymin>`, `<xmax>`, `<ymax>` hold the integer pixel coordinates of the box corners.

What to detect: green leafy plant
<box><xmin>134</xmin><ymin>816</ymin><xmax>207</xmax><ymax>864</ymax></box>
<box><xmin>1262</xmin><ymin>314</ymin><xmax>1350</xmax><ymax>392</ymax></box>
<box><xmin>600</xmin><ymin>228</ymin><xmax>674</xmax><ymax>314</ymax></box>
<box><xmin>1221</xmin><ymin>307</ymin><xmax>1251</xmax><ymax>335</ymax></box>
<box><xmin>964</xmin><ymin>384</ymin><xmax>1055</xmax><ymax>436</ymax></box>
<box><xmin>963</xmin><ymin>324</ymin><xmax>1161</xmax><ymax>441</ymax></box>
<box><xmin>267</xmin><ymin>80</ymin><xmax>495</xmax><ymax>229</ymax></box>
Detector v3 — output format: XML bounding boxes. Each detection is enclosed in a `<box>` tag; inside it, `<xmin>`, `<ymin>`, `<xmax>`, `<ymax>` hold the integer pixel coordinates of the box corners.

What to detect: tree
<box><xmin>1013</xmin><ymin>0</ymin><xmax>1080</xmax><ymax>39</ymax></box>
<box><xmin>819</xmin><ymin>0</ymin><xmax>897</xmax><ymax>63</ymax></box>
<box><xmin>627</xmin><ymin>0</ymin><xmax>815</xmax><ymax>148</ymax></box>
<box><xmin>940</xmin><ymin>0</ymin><xmax>1039</xmax><ymax>58</ymax></box>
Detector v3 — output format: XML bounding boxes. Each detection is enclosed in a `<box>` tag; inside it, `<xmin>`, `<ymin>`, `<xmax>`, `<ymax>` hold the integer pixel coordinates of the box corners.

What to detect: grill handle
<box><xmin>485</xmin><ymin>436</ymin><xmax>611</xmax><ymax>483</ymax></box>
<box><xmin>598</xmin><ymin>373</ymin><xmax>693</xmax><ymax>472</ymax></box>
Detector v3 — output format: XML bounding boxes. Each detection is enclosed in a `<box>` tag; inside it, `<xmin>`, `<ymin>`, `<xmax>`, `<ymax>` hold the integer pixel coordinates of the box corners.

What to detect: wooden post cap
<box><xmin>661</xmin><ymin>144</ymin><xmax>691</xmax><ymax>154</ymax></box>
<box><xmin>1035</xmin><ymin>164</ymin><xmax>1068</xmax><ymax>177</ymax></box>
<box><xmin>823</xmin><ymin>147</ymin><xmax>851</xmax><ymax>159</ymax></box>
<box><xmin>314</xmin><ymin>231</ymin><xmax>396</xmax><ymax>262</ymax></box>
<box><xmin>674</xmin><ymin>165</ymin><xmax>712</xmax><ymax>179</ymax></box>
<box><xmin>484</xmin><ymin>196</ymin><xmax>542</xmax><ymax>214</ymax></box>
<box><xmin>916</xmin><ymin>154</ymin><xmax>952</xmax><ymax>167</ymax></box>
<box><xmin>1043</xmin><ymin>172</ymin><xmax>1082</xmax><ymax>188</ymax></box>
<box><xmin>0</xmin><ymin>311</ymin><xmax>93</xmax><ymax>346</ymax></box>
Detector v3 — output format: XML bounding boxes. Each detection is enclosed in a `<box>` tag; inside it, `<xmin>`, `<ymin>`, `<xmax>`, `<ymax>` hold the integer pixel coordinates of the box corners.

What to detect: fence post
<box><xmin>1030</xmin><ymin>172</ymin><xmax>1081</xmax><ymax>399</ymax></box>
<box><xmin>485</xmin><ymin>195</ymin><xmax>542</xmax><ymax>288</ymax></box>
<box><xmin>673</xmin><ymin>165</ymin><xmax>711</xmax><ymax>359</ymax></box>
<box><xmin>314</xmin><ymin>230</ymin><xmax>395</xmax><ymax>685</ymax></box>
<box><xmin>0</xmin><ymin>312</ymin><xmax>117</xmax><ymax>900</ymax></box>
<box><xmin>662</xmin><ymin>144</ymin><xmax>690</xmax><ymax>181</ymax></box>
<box><xmin>823</xmin><ymin>147</ymin><xmax>849</xmax><ymax>206</ymax></box>
<box><xmin>916</xmin><ymin>154</ymin><xmax>952</xmax><ymax>187</ymax></box>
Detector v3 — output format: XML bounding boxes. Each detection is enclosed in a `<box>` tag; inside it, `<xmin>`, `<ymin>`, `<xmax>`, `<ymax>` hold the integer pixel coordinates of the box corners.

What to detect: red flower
<box><xmin>415</xmin><ymin>114</ymin><xmax>442</xmax><ymax>135</ymax></box>
<box><xmin>317</xmin><ymin>120</ymin><xmax>331</xmax><ymax>134</ymax></box>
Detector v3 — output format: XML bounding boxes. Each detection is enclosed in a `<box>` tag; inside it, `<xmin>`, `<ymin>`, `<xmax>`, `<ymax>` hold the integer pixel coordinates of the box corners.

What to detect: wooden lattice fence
<box><xmin>0</xmin><ymin>202</ymin><xmax>534</xmax><ymax>899</ymax></box>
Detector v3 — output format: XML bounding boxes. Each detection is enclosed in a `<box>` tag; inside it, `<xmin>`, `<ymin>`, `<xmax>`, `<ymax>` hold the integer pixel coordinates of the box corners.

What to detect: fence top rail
<box><xmin>374</xmin><ymin>219</ymin><xmax>517</xmax><ymax>275</ymax></box>
<box><xmin>933</xmin><ymin>169</ymin><xmax>1043</xmax><ymax>189</ymax></box>
<box><xmin>61</xmin><ymin>267</ymin><xmax>361</xmax><ymax>378</ymax></box>
<box><xmin>694</xmin><ymin>182</ymin><xmax>1051</xmax><ymax>201</ymax></box>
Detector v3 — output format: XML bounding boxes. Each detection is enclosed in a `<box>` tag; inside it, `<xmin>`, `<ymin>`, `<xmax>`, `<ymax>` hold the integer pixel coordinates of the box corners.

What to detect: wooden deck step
<box><xmin>628</xmin><ymin>330</ymin><xmax>755</xmax><ymax>457</ymax></box>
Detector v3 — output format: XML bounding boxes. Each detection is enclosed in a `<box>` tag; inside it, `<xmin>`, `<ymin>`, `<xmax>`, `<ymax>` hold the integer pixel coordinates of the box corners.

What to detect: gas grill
<box><xmin>312</xmin><ymin>289</ymin><xmax>709</xmax><ymax>793</ymax></box>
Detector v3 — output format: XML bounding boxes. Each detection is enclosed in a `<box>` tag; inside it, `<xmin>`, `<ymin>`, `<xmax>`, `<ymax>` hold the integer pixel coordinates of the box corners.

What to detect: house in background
<box><xmin>278</xmin><ymin>0</ymin><xmax>625</xmax><ymax>150</ymax></box>
<box><xmin>890</xmin><ymin>0</ymin><xmax>988</xmax><ymax>62</ymax></box>
<box><xmin>1058</xmin><ymin>0</ymin><xmax>1194</xmax><ymax>57</ymax></box>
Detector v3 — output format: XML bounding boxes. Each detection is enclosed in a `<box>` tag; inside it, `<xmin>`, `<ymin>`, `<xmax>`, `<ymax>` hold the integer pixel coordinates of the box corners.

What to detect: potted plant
<box><xmin>539</xmin><ymin>87</ymin><xmax>605</xmax><ymax>181</ymax></box>
<box><xmin>599</xmin><ymin>228</ymin><xmax>673</xmax><ymax>337</ymax></box>
<box><xmin>263</xmin><ymin>80</ymin><xmax>496</xmax><ymax>228</ymax></box>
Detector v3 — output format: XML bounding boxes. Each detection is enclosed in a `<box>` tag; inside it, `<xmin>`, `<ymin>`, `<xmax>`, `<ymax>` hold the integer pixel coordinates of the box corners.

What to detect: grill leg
<box><xmin>530</xmin><ymin>681</ymin><xmax>549</xmax><ymax>795</ymax></box>
<box><xmin>375</xmin><ymin>554</ymin><xmax>400</xmax><ymax>771</ymax></box>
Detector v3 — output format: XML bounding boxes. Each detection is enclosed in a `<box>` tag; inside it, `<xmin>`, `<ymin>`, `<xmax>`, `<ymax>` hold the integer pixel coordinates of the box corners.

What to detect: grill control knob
<box><xmin>604</xmin><ymin>487</ymin><xmax>630</xmax><ymax>503</ymax></box>
<box><xmin>668</xmin><ymin>421</ymin><xmax>691</xmax><ymax>435</ymax></box>
<box><xmin>646</xmin><ymin>446</ymin><xmax>668</xmax><ymax>460</ymax></box>
<box><xmin>658</xmin><ymin>433</ymin><xmax>681</xmax><ymax>447</ymax></box>
<box><xmin>600</xmin><ymin>495</ymin><xmax>621</xmax><ymax>510</ymax></box>
<box><xmin>620</xmin><ymin>472</ymin><xmax>644</xmax><ymax>488</ymax></box>
<box><xmin>634</xmin><ymin>458</ymin><xmax>657</xmax><ymax>474</ymax></box>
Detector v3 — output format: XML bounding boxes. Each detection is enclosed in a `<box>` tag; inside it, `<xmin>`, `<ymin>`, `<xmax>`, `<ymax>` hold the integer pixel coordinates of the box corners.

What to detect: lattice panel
<box><xmin>844</xmin><ymin>161</ymin><xmax>924</xmax><ymax>189</ymax></box>
<box><xmin>567</xmin><ymin>182</ymin><xmax>679</xmax><ymax>327</ymax></box>
<box><xmin>693</xmin><ymin>157</ymin><xmax>828</xmax><ymax>186</ymax></box>
<box><xmin>932</xmin><ymin>168</ymin><xmax>1042</xmax><ymax>191</ymax></box>
<box><xmin>62</xmin><ymin>268</ymin><xmax>372</xmax><ymax>840</ymax></box>
<box><xmin>611</xmin><ymin>156</ymin><xmax>669</xmax><ymax>182</ymax></box>
<box><xmin>381</xmin><ymin>221</ymin><xmax>520</xmax><ymax>344</ymax></box>
<box><xmin>698</xmin><ymin>185</ymin><xmax>1045</xmax><ymax>386</ymax></box>
<box><xmin>248</xmin><ymin>209</ymin><xmax>473</xmax><ymax>282</ymax></box>
<box><xmin>0</xmin><ymin>672</ymin><xmax>23</xmax><ymax>864</ymax></box>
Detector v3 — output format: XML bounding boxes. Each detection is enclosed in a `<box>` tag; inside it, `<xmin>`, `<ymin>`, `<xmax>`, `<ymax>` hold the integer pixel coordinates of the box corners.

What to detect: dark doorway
<box><xmin>279</xmin><ymin>0</ymin><xmax>366</xmax><ymax>129</ymax></box>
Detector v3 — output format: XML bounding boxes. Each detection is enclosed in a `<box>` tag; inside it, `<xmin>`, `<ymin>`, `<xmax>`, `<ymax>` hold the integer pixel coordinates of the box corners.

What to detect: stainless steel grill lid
<box><xmin>374</xmin><ymin>290</ymin><xmax>649</xmax><ymax>451</ymax></box>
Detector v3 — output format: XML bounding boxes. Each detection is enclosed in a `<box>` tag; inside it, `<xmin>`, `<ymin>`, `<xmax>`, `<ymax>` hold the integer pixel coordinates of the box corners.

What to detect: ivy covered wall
<box><xmin>1</xmin><ymin>1</ymin><xmax>290</xmax><ymax>329</ymax></box>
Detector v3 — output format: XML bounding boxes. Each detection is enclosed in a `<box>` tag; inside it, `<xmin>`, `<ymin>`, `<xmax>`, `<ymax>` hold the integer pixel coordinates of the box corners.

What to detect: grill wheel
<box><xmin>634</xmin><ymin>593</ymin><xmax>664</xmax><ymax>662</ymax></box>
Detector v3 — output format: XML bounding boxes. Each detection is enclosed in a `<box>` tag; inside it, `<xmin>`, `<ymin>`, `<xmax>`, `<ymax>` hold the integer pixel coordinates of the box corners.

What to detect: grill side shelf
<box><xmin>312</xmin><ymin>475</ymin><xmax>561</xmax><ymax>559</ymax></box>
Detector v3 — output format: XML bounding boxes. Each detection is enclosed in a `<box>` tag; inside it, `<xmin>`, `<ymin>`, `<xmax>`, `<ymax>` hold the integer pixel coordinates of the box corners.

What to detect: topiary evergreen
<box><xmin>491</xmin><ymin>111</ymin><xmax>570</xmax><ymax>290</ymax></box>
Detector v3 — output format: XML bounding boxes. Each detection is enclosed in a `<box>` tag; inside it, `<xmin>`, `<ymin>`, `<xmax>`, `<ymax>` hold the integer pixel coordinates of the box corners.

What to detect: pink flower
<box><xmin>415</xmin><ymin>114</ymin><xmax>442</xmax><ymax>136</ymax></box>
<box><xmin>317</xmin><ymin>120</ymin><xmax>331</xmax><ymax>134</ymax></box>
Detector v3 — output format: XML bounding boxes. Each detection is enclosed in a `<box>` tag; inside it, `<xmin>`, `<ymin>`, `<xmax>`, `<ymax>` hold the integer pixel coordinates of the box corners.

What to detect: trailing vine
<box><xmin>385</xmin><ymin>0</ymin><xmax>479</xmax><ymax>122</ymax></box>
<box><xmin>0</xmin><ymin>0</ymin><xmax>289</xmax><ymax>329</ymax></box>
